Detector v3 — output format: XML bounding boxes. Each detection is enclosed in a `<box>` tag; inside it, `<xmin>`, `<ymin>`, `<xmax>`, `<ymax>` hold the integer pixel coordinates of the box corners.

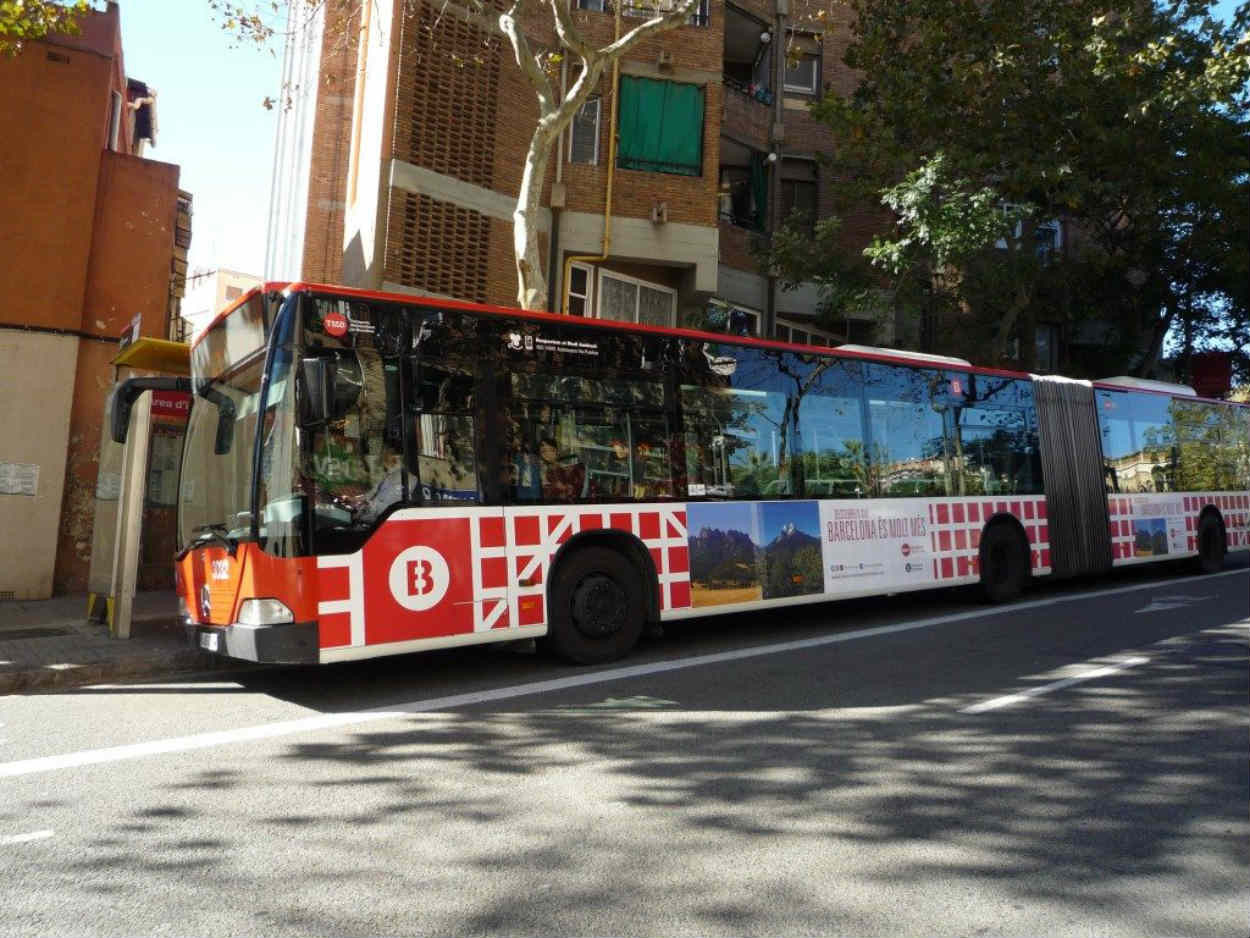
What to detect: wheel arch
<box><xmin>980</xmin><ymin>512</ymin><xmax>1032</xmax><ymax>570</ymax></box>
<box><xmin>547</xmin><ymin>529</ymin><xmax>660</xmax><ymax>623</ymax></box>
<box><xmin>1196</xmin><ymin>504</ymin><xmax>1227</xmax><ymax>547</ymax></box>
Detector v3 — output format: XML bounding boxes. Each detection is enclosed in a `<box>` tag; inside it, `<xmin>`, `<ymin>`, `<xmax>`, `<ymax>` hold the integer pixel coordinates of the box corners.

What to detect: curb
<box><xmin>0</xmin><ymin>647</ymin><xmax>237</xmax><ymax>695</ymax></box>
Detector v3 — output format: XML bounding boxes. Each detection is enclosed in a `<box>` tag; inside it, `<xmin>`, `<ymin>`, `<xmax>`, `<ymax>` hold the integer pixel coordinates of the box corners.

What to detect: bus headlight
<box><xmin>237</xmin><ymin>599</ymin><xmax>295</xmax><ymax>626</ymax></box>
<box><xmin>177</xmin><ymin>595</ymin><xmax>189</xmax><ymax>621</ymax></box>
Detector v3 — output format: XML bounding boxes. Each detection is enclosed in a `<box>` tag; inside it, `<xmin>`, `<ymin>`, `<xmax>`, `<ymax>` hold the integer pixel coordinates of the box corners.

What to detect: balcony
<box><xmin>572</xmin><ymin>0</ymin><xmax>709</xmax><ymax>27</ymax></box>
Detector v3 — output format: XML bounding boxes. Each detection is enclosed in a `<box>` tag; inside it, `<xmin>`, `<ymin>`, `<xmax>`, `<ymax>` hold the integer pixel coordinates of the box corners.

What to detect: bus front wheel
<box><xmin>1195</xmin><ymin>514</ymin><xmax>1226</xmax><ymax>574</ymax></box>
<box><xmin>980</xmin><ymin>524</ymin><xmax>1029</xmax><ymax>603</ymax></box>
<box><xmin>546</xmin><ymin>546</ymin><xmax>645</xmax><ymax>664</ymax></box>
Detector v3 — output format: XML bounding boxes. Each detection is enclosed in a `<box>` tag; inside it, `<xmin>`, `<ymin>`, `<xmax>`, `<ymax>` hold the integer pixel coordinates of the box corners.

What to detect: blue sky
<box><xmin>760</xmin><ymin>501</ymin><xmax>821</xmax><ymax>544</ymax></box>
<box><xmin>116</xmin><ymin>0</ymin><xmax>280</xmax><ymax>278</ymax></box>
<box><xmin>689</xmin><ymin>502</ymin><xmax>761</xmax><ymax>544</ymax></box>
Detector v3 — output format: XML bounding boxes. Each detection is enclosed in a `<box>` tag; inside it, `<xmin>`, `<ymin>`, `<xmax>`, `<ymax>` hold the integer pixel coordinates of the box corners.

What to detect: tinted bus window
<box><xmin>1097</xmin><ymin>390</ymin><xmax>1176</xmax><ymax>493</ymax></box>
<box><xmin>863</xmin><ymin>362</ymin><xmax>951</xmax><ymax>497</ymax></box>
<box><xmin>497</xmin><ymin>318</ymin><xmax>673</xmax><ymax>503</ymax></box>
<box><xmin>795</xmin><ymin>357</ymin><xmax>867</xmax><ymax>497</ymax></box>
<box><xmin>680</xmin><ymin>342</ymin><xmax>796</xmax><ymax>498</ymax></box>
<box><xmin>950</xmin><ymin>376</ymin><xmax>1043</xmax><ymax>496</ymax></box>
<box><xmin>1171</xmin><ymin>399</ymin><xmax>1248</xmax><ymax>492</ymax></box>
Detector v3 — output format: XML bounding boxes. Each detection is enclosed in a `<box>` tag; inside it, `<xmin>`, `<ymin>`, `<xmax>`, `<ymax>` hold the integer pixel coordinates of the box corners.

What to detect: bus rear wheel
<box><xmin>546</xmin><ymin>546</ymin><xmax>645</xmax><ymax>664</ymax></box>
<box><xmin>980</xmin><ymin>524</ymin><xmax>1029</xmax><ymax>603</ymax></box>
<box><xmin>1195</xmin><ymin>514</ymin><xmax>1226</xmax><ymax>574</ymax></box>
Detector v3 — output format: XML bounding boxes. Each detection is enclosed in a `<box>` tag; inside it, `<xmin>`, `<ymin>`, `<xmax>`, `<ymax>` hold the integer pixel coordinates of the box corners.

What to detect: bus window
<box><xmin>796</xmin><ymin>358</ymin><xmax>866</xmax><ymax>497</ymax></box>
<box><xmin>950</xmin><ymin>376</ymin><xmax>1043</xmax><ymax>496</ymax></box>
<box><xmin>410</xmin><ymin>364</ymin><xmax>480</xmax><ymax>504</ymax></box>
<box><xmin>1097</xmin><ymin>390</ymin><xmax>1176</xmax><ymax>493</ymax></box>
<box><xmin>505</xmin><ymin>372</ymin><xmax>671</xmax><ymax>503</ymax></box>
<box><xmin>1172</xmin><ymin>399</ymin><xmax>1244</xmax><ymax>492</ymax></box>
<box><xmin>863</xmin><ymin>363</ymin><xmax>952</xmax><ymax>497</ymax></box>
<box><xmin>681</xmin><ymin>385</ymin><xmax>790</xmax><ymax>498</ymax></box>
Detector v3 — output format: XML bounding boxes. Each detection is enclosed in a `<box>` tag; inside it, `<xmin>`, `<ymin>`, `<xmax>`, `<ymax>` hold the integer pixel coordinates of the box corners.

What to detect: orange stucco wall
<box><xmin>0</xmin><ymin>33</ymin><xmax>113</xmax><ymax>333</ymax></box>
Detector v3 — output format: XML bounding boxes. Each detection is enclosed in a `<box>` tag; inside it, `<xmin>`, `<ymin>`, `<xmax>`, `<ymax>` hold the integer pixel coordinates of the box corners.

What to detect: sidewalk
<box><xmin>0</xmin><ymin>591</ymin><xmax>233</xmax><ymax>694</ymax></box>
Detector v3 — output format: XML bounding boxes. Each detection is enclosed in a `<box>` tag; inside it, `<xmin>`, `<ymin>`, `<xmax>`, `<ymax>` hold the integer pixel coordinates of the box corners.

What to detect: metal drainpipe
<box><xmin>765</xmin><ymin>0</ymin><xmax>787</xmax><ymax>339</ymax></box>
<box><xmin>547</xmin><ymin>58</ymin><xmax>569</xmax><ymax>312</ymax></box>
<box><xmin>561</xmin><ymin>3</ymin><xmax>622</xmax><ymax>316</ymax></box>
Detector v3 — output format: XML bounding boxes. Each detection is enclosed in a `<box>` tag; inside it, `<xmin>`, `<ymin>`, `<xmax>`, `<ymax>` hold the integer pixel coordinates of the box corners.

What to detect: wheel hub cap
<box><xmin>571</xmin><ymin>574</ymin><xmax>626</xmax><ymax>638</ymax></box>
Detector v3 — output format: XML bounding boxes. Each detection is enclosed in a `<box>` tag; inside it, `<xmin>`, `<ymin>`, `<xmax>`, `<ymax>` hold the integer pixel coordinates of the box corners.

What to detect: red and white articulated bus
<box><xmin>112</xmin><ymin>282</ymin><xmax>1249</xmax><ymax>665</ymax></box>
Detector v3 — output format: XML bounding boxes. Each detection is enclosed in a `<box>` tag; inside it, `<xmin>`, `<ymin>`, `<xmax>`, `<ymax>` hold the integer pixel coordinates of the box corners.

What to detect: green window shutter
<box><xmin>617</xmin><ymin>76</ymin><xmax>704</xmax><ymax>176</ymax></box>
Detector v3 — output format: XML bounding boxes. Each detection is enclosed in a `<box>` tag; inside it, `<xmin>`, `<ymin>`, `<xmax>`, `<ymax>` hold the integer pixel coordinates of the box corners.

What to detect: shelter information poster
<box><xmin>0</xmin><ymin>461</ymin><xmax>39</xmax><ymax>496</ymax></box>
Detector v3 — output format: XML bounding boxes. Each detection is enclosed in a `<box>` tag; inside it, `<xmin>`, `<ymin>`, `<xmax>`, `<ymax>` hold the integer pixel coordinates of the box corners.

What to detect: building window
<box><xmin>705</xmin><ymin>300</ymin><xmax>760</xmax><ymax>336</ymax></box>
<box><xmin>569</xmin><ymin>97</ymin><xmax>601</xmax><ymax>165</ymax></box>
<box><xmin>1036</xmin><ymin>323</ymin><xmax>1059</xmax><ymax>371</ymax></box>
<box><xmin>598</xmin><ymin>271</ymin><xmax>676</xmax><ymax>326</ymax></box>
<box><xmin>573</xmin><ymin>0</ymin><xmax>605</xmax><ymax>10</ymax></box>
<box><xmin>618</xmin><ymin>76</ymin><xmax>704</xmax><ymax>177</ymax></box>
<box><xmin>718</xmin><ymin>140</ymin><xmax>769</xmax><ymax>230</ymax></box>
<box><xmin>567</xmin><ymin>263</ymin><xmax>594</xmax><ymax>316</ymax></box>
<box><xmin>1034</xmin><ymin>220</ymin><xmax>1062</xmax><ymax>261</ymax></box>
<box><xmin>108</xmin><ymin>90</ymin><xmax>123</xmax><ymax>151</ymax></box>
<box><xmin>783</xmin><ymin>53</ymin><xmax>819</xmax><ymax>94</ymax></box>
<box><xmin>777</xmin><ymin>317</ymin><xmax>837</xmax><ymax>346</ymax></box>
<box><xmin>779</xmin><ymin>158</ymin><xmax>817</xmax><ymax>233</ymax></box>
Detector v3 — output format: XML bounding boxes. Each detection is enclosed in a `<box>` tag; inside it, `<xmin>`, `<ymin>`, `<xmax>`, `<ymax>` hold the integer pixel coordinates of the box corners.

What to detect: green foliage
<box><xmin>753</xmin><ymin>212</ymin><xmax>875</xmax><ymax>328</ymax></box>
<box><xmin>782</xmin><ymin>0</ymin><xmax>1250</xmax><ymax>378</ymax></box>
<box><xmin>0</xmin><ymin>0</ymin><xmax>91</xmax><ymax>54</ymax></box>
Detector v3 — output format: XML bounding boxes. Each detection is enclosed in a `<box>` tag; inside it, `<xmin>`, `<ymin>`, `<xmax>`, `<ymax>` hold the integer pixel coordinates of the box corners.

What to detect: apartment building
<box><xmin>180</xmin><ymin>267</ymin><xmax>264</xmax><ymax>338</ymax></box>
<box><xmin>0</xmin><ymin>2</ymin><xmax>191</xmax><ymax>598</ymax></box>
<box><xmin>267</xmin><ymin>0</ymin><xmax>885</xmax><ymax>348</ymax></box>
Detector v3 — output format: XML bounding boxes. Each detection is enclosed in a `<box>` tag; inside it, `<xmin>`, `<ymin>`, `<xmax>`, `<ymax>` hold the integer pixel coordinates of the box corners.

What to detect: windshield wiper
<box><xmin>190</xmin><ymin>524</ymin><xmax>237</xmax><ymax>556</ymax></box>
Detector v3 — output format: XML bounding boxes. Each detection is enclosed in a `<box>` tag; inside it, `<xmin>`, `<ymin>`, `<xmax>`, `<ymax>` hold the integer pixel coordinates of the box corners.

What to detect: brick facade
<box><xmin>291</xmin><ymin>0</ymin><xmax>883</xmax><ymax>331</ymax></box>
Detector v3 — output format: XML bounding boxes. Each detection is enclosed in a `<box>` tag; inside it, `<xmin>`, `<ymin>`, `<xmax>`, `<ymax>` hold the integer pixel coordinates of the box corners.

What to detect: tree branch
<box><xmin>432</xmin><ymin>0</ymin><xmax>509</xmax><ymax>40</ymax></box>
<box><xmin>498</xmin><ymin>0</ymin><xmax>557</xmax><ymax>114</ymax></box>
<box><xmin>546</xmin><ymin>0</ymin><xmax>596</xmax><ymax>61</ymax></box>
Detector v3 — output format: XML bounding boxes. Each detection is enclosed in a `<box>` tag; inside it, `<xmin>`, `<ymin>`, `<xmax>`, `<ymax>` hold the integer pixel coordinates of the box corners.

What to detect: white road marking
<box><xmin>0</xmin><ymin>830</ymin><xmax>54</xmax><ymax>845</ymax></box>
<box><xmin>0</xmin><ymin>568</ymin><xmax>1245</xmax><ymax>779</ymax></box>
<box><xmin>78</xmin><ymin>682</ymin><xmax>246</xmax><ymax>691</ymax></box>
<box><xmin>961</xmin><ymin>657</ymin><xmax>1150</xmax><ymax>713</ymax></box>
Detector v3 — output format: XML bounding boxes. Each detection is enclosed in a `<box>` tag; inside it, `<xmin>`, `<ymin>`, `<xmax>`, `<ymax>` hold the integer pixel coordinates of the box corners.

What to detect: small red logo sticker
<box><xmin>901</xmin><ymin>543</ymin><xmax>912</xmax><ymax>557</ymax></box>
<box><xmin>324</xmin><ymin>312</ymin><xmax>349</xmax><ymax>337</ymax></box>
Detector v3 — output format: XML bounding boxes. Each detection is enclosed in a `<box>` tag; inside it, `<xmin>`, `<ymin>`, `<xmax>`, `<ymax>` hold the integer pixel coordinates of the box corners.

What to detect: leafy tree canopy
<box><xmin>1</xmin><ymin>0</ymin><xmax>91</xmax><ymax>54</ymax></box>
<box><xmin>763</xmin><ymin>0</ymin><xmax>1249</xmax><ymax>381</ymax></box>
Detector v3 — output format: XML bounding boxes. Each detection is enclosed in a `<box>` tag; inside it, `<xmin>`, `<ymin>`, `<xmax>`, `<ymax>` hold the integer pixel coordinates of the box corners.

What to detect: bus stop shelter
<box><xmin>88</xmin><ymin>337</ymin><xmax>190</xmax><ymax>639</ymax></box>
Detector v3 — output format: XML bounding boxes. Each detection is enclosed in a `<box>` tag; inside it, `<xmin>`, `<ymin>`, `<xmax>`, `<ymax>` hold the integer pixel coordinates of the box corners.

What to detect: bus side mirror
<box><xmin>107</xmin><ymin>377</ymin><xmax>192</xmax><ymax>444</ymax></box>
<box><xmin>194</xmin><ymin>384</ymin><xmax>237</xmax><ymax>455</ymax></box>
<box><xmin>300</xmin><ymin>357</ymin><xmax>330</xmax><ymax>425</ymax></box>
<box><xmin>214</xmin><ymin>405</ymin><xmax>235</xmax><ymax>455</ymax></box>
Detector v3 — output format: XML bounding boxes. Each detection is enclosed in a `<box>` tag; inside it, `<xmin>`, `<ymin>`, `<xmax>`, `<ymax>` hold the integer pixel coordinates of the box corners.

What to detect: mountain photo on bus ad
<box><xmin>760</xmin><ymin>501</ymin><xmax>824</xmax><ymax>599</ymax></box>
<box><xmin>688</xmin><ymin>502</ymin><xmax>763</xmax><ymax>606</ymax></box>
<box><xmin>1134</xmin><ymin>517</ymin><xmax>1170</xmax><ymax>557</ymax></box>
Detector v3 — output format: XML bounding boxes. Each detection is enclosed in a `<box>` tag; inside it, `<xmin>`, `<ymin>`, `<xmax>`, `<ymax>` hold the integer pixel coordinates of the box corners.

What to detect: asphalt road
<box><xmin>2</xmin><ymin>557</ymin><xmax>1247</xmax><ymax>936</ymax></box>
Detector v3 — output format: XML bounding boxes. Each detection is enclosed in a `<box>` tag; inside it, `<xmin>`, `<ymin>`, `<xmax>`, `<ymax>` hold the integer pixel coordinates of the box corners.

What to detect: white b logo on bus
<box><xmin>388</xmin><ymin>546</ymin><xmax>450</xmax><ymax>611</ymax></box>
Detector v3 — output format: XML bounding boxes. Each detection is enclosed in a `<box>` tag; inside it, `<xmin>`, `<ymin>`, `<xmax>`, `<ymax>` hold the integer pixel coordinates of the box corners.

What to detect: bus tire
<box><xmin>546</xmin><ymin>546</ymin><xmax>645</xmax><ymax>665</ymax></box>
<box><xmin>980</xmin><ymin>523</ymin><xmax>1029</xmax><ymax>603</ymax></box>
<box><xmin>1195</xmin><ymin>514</ymin><xmax>1226</xmax><ymax>574</ymax></box>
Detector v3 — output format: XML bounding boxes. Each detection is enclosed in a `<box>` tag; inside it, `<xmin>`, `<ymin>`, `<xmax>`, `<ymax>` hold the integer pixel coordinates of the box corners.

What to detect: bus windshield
<box><xmin>177</xmin><ymin>357</ymin><xmax>266</xmax><ymax>552</ymax></box>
